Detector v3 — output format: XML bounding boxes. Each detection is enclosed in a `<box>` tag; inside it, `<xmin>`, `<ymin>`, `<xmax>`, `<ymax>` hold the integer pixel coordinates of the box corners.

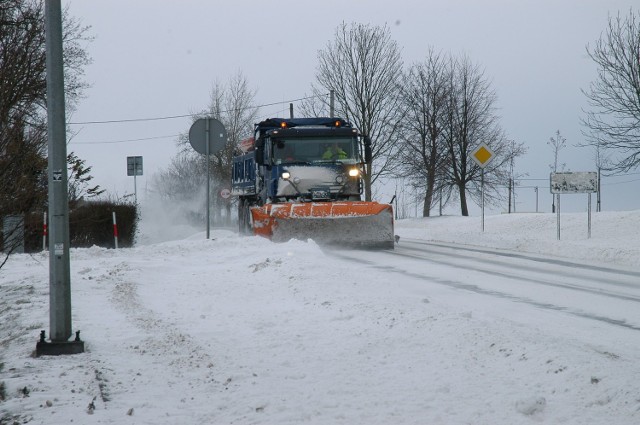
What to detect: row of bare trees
<box><xmin>155</xmin><ymin>23</ymin><xmax>524</xmax><ymax>219</ymax></box>
<box><xmin>304</xmin><ymin>23</ymin><xmax>524</xmax><ymax>216</ymax></box>
<box><xmin>396</xmin><ymin>50</ymin><xmax>526</xmax><ymax>216</ymax></box>
<box><xmin>158</xmin><ymin>8</ymin><xmax>640</xmax><ymax>219</ymax></box>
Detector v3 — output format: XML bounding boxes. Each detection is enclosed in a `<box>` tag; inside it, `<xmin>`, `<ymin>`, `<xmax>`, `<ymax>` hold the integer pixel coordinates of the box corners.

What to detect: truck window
<box><xmin>274</xmin><ymin>141</ymin><xmax>296</xmax><ymax>163</ymax></box>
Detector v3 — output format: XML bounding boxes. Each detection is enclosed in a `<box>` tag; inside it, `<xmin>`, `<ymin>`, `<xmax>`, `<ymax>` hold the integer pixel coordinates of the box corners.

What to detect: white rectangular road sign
<box><xmin>550</xmin><ymin>172</ymin><xmax>597</xmax><ymax>194</ymax></box>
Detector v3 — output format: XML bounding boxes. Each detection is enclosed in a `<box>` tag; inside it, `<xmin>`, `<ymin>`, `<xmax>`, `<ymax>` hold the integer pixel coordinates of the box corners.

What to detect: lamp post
<box><xmin>38</xmin><ymin>0</ymin><xmax>84</xmax><ymax>356</ymax></box>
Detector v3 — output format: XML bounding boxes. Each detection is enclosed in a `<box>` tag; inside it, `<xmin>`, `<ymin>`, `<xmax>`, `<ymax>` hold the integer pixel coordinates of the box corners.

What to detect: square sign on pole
<box><xmin>127</xmin><ymin>156</ymin><xmax>143</xmax><ymax>176</ymax></box>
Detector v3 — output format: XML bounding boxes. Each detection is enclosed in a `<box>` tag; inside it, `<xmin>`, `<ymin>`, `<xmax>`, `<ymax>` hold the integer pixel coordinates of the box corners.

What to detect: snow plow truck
<box><xmin>231</xmin><ymin>117</ymin><xmax>395</xmax><ymax>249</ymax></box>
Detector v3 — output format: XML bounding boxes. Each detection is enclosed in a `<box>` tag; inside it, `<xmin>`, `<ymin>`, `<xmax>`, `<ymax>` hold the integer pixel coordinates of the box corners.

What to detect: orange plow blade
<box><xmin>251</xmin><ymin>201</ymin><xmax>394</xmax><ymax>249</ymax></box>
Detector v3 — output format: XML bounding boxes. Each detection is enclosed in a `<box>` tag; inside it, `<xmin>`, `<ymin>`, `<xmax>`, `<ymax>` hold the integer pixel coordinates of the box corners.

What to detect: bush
<box><xmin>7</xmin><ymin>200</ymin><xmax>139</xmax><ymax>252</ymax></box>
<box><xmin>69</xmin><ymin>201</ymin><xmax>138</xmax><ymax>249</ymax></box>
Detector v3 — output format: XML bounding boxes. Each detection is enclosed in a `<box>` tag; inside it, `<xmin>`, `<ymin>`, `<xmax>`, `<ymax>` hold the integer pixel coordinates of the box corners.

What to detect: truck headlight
<box><xmin>348</xmin><ymin>168</ymin><xmax>359</xmax><ymax>177</ymax></box>
<box><xmin>282</xmin><ymin>172</ymin><xmax>291</xmax><ymax>180</ymax></box>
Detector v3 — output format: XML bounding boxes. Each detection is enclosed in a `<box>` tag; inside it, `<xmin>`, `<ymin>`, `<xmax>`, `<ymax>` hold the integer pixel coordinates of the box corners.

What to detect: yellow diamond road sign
<box><xmin>471</xmin><ymin>143</ymin><xmax>495</xmax><ymax>168</ymax></box>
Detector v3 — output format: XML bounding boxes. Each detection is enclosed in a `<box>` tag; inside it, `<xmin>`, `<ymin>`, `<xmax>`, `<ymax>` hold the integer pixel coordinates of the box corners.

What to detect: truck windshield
<box><xmin>273</xmin><ymin>137</ymin><xmax>358</xmax><ymax>164</ymax></box>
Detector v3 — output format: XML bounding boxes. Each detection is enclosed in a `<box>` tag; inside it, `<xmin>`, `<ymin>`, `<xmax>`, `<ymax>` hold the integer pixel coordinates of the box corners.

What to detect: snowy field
<box><xmin>1</xmin><ymin>210</ymin><xmax>640</xmax><ymax>424</ymax></box>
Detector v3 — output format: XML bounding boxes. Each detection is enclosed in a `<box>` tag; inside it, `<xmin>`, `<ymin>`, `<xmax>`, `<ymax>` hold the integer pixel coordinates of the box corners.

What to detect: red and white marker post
<box><xmin>112</xmin><ymin>211</ymin><xmax>119</xmax><ymax>249</ymax></box>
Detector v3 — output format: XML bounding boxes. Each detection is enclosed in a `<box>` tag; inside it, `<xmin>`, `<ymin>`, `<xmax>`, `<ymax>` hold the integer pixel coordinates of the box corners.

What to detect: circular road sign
<box><xmin>188</xmin><ymin>118</ymin><xmax>227</xmax><ymax>155</ymax></box>
<box><xmin>220</xmin><ymin>188</ymin><xmax>231</xmax><ymax>199</ymax></box>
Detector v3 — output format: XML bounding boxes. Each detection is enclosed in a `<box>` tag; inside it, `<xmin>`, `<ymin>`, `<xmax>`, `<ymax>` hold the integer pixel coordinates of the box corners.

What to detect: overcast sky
<box><xmin>61</xmin><ymin>0</ymin><xmax>639</xmax><ymax>214</ymax></box>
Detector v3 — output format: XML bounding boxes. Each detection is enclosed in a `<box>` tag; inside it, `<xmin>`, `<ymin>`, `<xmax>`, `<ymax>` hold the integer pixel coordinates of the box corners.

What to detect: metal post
<box><xmin>508</xmin><ymin>177</ymin><xmax>512</xmax><ymax>213</ymax></box>
<box><xmin>45</xmin><ymin>0</ymin><xmax>72</xmax><ymax>343</ymax></box>
<box><xmin>597</xmin><ymin>168</ymin><xmax>601</xmax><ymax>212</ymax></box>
<box><xmin>513</xmin><ymin>179</ymin><xmax>516</xmax><ymax>213</ymax></box>
<box><xmin>534</xmin><ymin>187</ymin><xmax>538</xmax><ymax>213</ymax></box>
<box><xmin>556</xmin><ymin>194</ymin><xmax>561</xmax><ymax>240</ymax></box>
<box><xmin>329</xmin><ymin>90</ymin><xmax>335</xmax><ymax>117</ymax></box>
<box><xmin>393</xmin><ymin>192</ymin><xmax>398</xmax><ymax>220</ymax></box>
<box><xmin>112</xmin><ymin>211</ymin><xmax>119</xmax><ymax>249</ymax></box>
<box><xmin>43</xmin><ymin>212</ymin><xmax>47</xmax><ymax>251</ymax></box>
<box><xmin>481</xmin><ymin>169</ymin><xmax>485</xmax><ymax>232</ymax></box>
<box><xmin>588</xmin><ymin>193</ymin><xmax>592</xmax><ymax>239</ymax></box>
<box><xmin>205</xmin><ymin>118</ymin><xmax>211</xmax><ymax>239</ymax></box>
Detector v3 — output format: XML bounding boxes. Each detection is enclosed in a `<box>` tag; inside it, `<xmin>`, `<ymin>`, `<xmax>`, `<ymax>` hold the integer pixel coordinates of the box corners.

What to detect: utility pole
<box><xmin>512</xmin><ymin>178</ymin><xmax>516</xmax><ymax>213</ymax></box>
<box><xmin>37</xmin><ymin>0</ymin><xmax>84</xmax><ymax>356</ymax></box>
<box><xmin>597</xmin><ymin>167</ymin><xmax>601</xmax><ymax>212</ymax></box>
<box><xmin>508</xmin><ymin>178</ymin><xmax>512</xmax><ymax>213</ymax></box>
<box><xmin>329</xmin><ymin>90</ymin><xmax>335</xmax><ymax>117</ymax></box>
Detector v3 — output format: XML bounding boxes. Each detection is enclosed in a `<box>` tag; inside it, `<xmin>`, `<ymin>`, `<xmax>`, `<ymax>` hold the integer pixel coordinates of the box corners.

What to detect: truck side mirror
<box><xmin>255</xmin><ymin>139</ymin><xmax>264</xmax><ymax>165</ymax></box>
<box><xmin>364</xmin><ymin>136</ymin><xmax>372</xmax><ymax>164</ymax></box>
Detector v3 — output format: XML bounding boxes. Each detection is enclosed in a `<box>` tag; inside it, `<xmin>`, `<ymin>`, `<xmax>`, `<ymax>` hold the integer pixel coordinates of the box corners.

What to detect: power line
<box><xmin>69</xmin><ymin>134</ymin><xmax>180</xmax><ymax>145</ymax></box>
<box><xmin>517</xmin><ymin>172</ymin><xmax>640</xmax><ymax>183</ymax></box>
<box><xmin>516</xmin><ymin>178</ymin><xmax>548</xmax><ymax>182</ymax></box>
<box><xmin>66</xmin><ymin>94</ymin><xmax>325</xmax><ymax>125</ymax></box>
<box><xmin>68</xmin><ymin>113</ymin><xmax>193</xmax><ymax>125</ymax></box>
<box><xmin>602</xmin><ymin>177</ymin><xmax>640</xmax><ymax>186</ymax></box>
<box><xmin>604</xmin><ymin>171</ymin><xmax>640</xmax><ymax>177</ymax></box>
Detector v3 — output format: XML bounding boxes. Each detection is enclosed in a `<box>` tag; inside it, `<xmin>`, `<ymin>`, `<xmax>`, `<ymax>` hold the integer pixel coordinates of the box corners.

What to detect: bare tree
<box><xmin>547</xmin><ymin>129</ymin><xmax>566</xmax><ymax>213</ymax></box>
<box><xmin>396</xmin><ymin>49</ymin><xmax>451</xmax><ymax>216</ymax></box>
<box><xmin>548</xmin><ymin>130</ymin><xmax>567</xmax><ymax>174</ymax></box>
<box><xmin>0</xmin><ymin>0</ymin><xmax>91</xmax><ymax>264</ymax></box>
<box><xmin>582</xmin><ymin>9</ymin><xmax>640</xmax><ymax>173</ymax></box>
<box><xmin>506</xmin><ymin>139</ymin><xmax>528</xmax><ymax>213</ymax></box>
<box><xmin>153</xmin><ymin>71</ymin><xmax>258</xmax><ymax>226</ymax></box>
<box><xmin>0</xmin><ymin>1</ymin><xmax>91</xmax><ymax>124</ymax></box>
<box><xmin>152</xmin><ymin>153</ymin><xmax>202</xmax><ymax>201</ymax></box>
<box><xmin>206</xmin><ymin>72</ymin><xmax>259</xmax><ymax>224</ymax></box>
<box><xmin>305</xmin><ymin>22</ymin><xmax>403</xmax><ymax>201</ymax></box>
<box><xmin>442</xmin><ymin>55</ymin><xmax>524</xmax><ymax>216</ymax></box>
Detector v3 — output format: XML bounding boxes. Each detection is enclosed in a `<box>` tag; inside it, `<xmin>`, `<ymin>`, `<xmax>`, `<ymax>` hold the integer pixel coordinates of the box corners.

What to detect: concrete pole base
<box><xmin>35</xmin><ymin>330</ymin><xmax>85</xmax><ymax>356</ymax></box>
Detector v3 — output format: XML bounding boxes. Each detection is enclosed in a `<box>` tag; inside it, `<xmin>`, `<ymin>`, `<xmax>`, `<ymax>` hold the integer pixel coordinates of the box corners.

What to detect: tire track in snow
<box><xmin>331</xmin><ymin>244</ymin><xmax>640</xmax><ymax>332</ymax></box>
<box><xmin>106</xmin><ymin>264</ymin><xmax>219</xmax><ymax>379</ymax></box>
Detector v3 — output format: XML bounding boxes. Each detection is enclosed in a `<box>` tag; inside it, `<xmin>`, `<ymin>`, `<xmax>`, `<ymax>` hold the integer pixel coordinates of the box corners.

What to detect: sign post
<box><xmin>550</xmin><ymin>172</ymin><xmax>598</xmax><ymax>240</ymax></box>
<box><xmin>127</xmin><ymin>156</ymin><xmax>143</xmax><ymax>204</ymax></box>
<box><xmin>188</xmin><ymin>118</ymin><xmax>227</xmax><ymax>238</ymax></box>
<box><xmin>471</xmin><ymin>143</ymin><xmax>495</xmax><ymax>232</ymax></box>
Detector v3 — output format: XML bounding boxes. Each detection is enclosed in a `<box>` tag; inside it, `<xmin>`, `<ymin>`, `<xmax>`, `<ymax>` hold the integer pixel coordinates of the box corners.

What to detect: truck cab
<box><xmin>254</xmin><ymin>119</ymin><xmax>366</xmax><ymax>204</ymax></box>
<box><xmin>232</xmin><ymin>118</ymin><xmax>371</xmax><ymax>204</ymax></box>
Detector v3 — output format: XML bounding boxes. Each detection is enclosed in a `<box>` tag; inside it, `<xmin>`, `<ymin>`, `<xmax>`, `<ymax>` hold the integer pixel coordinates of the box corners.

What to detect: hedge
<box><xmin>2</xmin><ymin>200</ymin><xmax>138</xmax><ymax>253</ymax></box>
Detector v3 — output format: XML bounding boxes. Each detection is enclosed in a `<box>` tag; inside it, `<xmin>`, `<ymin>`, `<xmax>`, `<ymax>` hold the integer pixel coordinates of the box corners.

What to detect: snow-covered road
<box><xmin>335</xmin><ymin>238</ymin><xmax>640</xmax><ymax>331</ymax></box>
